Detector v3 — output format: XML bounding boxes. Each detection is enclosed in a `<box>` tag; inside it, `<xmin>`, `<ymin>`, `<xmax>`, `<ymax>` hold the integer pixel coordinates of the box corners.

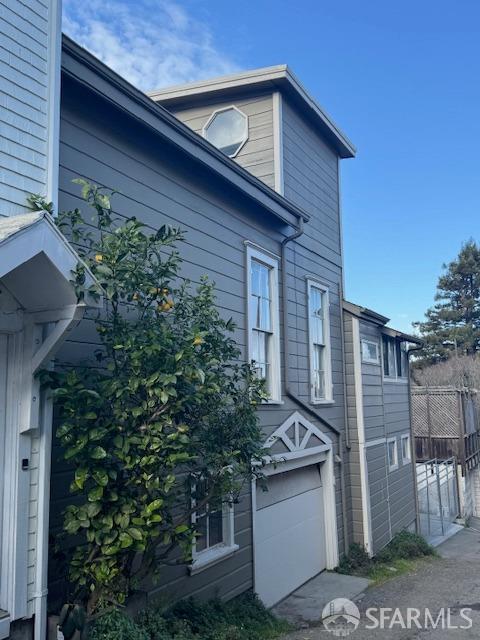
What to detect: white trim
<box><xmin>387</xmin><ymin>437</ymin><xmax>399</xmax><ymax>472</ymax></box>
<box><xmin>246</xmin><ymin>245</ymin><xmax>281</xmax><ymax>403</ymax></box>
<box><xmin>202</xmin><ymin>105</ymin><xmax>249</xmax><ymax>158</ymax></box>
<box><xmin>272</xmin><ymin>92</ymin><xmax>284</xmax><ymax>195</ymax></box>
<box><xmin>401</xmin><ymin>433</ymin><xmax>411</xmax><ymax>465</ymax></box>
<box><xmin>361</xmin><ymin>339</ymin><xmax>380</xmax><ymax>365</ymax></box>
<box><xmin>307</xmin><ymin>279</ymin><xmax>333</xmax><ymax>404</ymax></box>
<box><xmin>352</xmin><ymin>318</ymin><xmax>373</xmax><ymax>555</ymax></box>
<box><xmin>189</xmin><ymin>543</ymin><xmax>239</xmax><ymax>575</ymax></box>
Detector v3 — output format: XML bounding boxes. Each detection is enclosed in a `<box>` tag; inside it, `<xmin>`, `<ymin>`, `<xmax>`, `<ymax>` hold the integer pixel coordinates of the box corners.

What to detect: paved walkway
<box><xmin>281</xmin><ymin>523</ymin><xmax>480</xmax><ymax>639</ymax></box>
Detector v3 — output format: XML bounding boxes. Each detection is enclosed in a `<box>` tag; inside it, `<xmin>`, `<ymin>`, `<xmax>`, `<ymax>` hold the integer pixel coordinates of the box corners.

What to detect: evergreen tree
<box><xmin>413</xmin><ymin>240</ymin><xmax>480</xmax><ymax>364</ymax></box>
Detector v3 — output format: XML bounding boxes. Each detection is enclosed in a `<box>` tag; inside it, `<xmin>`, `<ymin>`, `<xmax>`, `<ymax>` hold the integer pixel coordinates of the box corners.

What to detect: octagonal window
<box><xmin>203</xmin><ymin>106</ymin><xmax>248</xmax><ymax>157</ymax></box>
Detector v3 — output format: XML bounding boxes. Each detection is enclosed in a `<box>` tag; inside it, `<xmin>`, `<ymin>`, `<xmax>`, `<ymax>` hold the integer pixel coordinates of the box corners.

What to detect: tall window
<box><xmin>247</xmin><ymin>246</ymin><xmax>281</xmax><ymax>402</ymax></box>
<box><xmin>382</xmin><ymin>335</ymin><xmax>408</xmax><ymax>380</ymax></box>
<box><xmin>387</xmin><ymin>438</ymin><xmax>398</xmax><ymax>472</ymax></box>
<box><xmin>307</xmin><ymin>280</ymin><xmax>332</xmax><ymax>403</ymax></box>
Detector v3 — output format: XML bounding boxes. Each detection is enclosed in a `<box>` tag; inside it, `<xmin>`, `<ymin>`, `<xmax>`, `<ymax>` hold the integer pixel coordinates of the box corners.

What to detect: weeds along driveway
<box><xmin>281</xmin><ymin>524</ymin><xmax>480</xmax><ymax>639</ymax></box>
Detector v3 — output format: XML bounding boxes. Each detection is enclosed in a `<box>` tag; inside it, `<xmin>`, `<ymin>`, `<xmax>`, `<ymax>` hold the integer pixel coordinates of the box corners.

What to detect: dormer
<box><xmin>149</xmin><ymin>66</ymin><xmax>355</xmax><ymax>219</ymax></box>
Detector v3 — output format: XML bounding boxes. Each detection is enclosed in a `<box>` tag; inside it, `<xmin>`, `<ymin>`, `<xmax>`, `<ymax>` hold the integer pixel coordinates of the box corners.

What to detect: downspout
<box><xmin>407</xmin><ymin>343</ymin><xmax>424</xmax><ymax>535</ymax></box>
<box><xmin>281</xmin><ymin>219</ymin><xmax>349</xmax><ymax>555</ymax></box>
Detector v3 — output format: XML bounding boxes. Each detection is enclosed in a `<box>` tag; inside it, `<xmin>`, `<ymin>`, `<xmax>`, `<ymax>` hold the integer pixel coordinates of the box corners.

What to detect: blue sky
<box><xmin>63</xmin><ymin>0</ymin><xmax>480</xmax><ymax>333</ymax></box>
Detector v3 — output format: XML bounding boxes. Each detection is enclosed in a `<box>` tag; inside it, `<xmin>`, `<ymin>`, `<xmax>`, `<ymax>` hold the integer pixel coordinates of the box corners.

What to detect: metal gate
<box><xmin>416</xmin><ymin>457</ymin><xmax>459</xmax><ymax>539</ymax></box>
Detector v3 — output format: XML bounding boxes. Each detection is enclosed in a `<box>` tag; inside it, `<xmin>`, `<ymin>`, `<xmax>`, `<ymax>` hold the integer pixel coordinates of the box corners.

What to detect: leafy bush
<box><xmin>337</xmin><ymin>531</ymin><xmax>435</xmax><ymax>577</ymax></box>
<box><xmin>377</xmin><ymin>531</ymin><xmax>435</xmax><ymax>563</ymax></box>
<box><xmin>34</xmin><ymin>182</ymin><xmax>265</xmax><ymax>613</ymax></box>
<box><xmin>88</xmin><ymin>609</ymin><xmax>148</xmax><ymax>640</ymax></box>
<box><xmin>336</xmin><ymin>542</ymin><xmax>371</xmax><ymax>575</ymax></box>
<box><xmin>88</xmin><ymin>592</ymin><xmax>289</xmax><ymax>640</ymax></box>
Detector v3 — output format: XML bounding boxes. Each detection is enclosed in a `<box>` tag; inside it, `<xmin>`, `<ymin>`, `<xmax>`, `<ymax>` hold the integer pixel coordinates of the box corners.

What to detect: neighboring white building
<box><xmin>0</xmin><ymin>3</ymin><xmax>98</xmax><ymax>639</ymax></box>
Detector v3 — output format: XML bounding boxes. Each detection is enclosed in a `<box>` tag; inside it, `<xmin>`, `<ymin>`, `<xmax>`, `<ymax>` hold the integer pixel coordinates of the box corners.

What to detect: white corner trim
<box><xmin>189</xmin><ymin>544</ymin><xmax>239</xmax><ymax>575</ymax></box>
<box><xmin>45</xmin><ymin>0</ymin><xmax>62</xmax><ymax>212</ymax></box>
<box><xmin>272</xmin><ymin>92</ymin><xmax>284</xmax><ymax>195</ymax></box>
<box><xmin>352</xmin><ymin>317</ymin><xmax>373</xmax><ymax>555</ymax></box>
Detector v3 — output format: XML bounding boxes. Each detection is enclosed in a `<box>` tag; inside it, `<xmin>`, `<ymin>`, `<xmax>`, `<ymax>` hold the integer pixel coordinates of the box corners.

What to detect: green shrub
<box><xmin>336</xmin><ymin>542</ymin><xmax>371</xmax><ymax>575</ymax></box>
<box><xmin>89</xmin><ymin>592</ymin><xmax>288</xmax><ymax>640</ymax></box>
<box><xmin>377</xmin><ymin>531</ymin><xmax>435</xmax><ymax>562</ymax></box>
<box><xmin>88</xmin><ymin>609</ymin><xmax>148</xmax><ymax>640</ymax></box>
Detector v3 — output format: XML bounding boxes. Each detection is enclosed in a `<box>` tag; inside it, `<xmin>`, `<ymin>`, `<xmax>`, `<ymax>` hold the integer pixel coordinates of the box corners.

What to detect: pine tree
<box><xmin>413</xmin><ymin>240</ymin><xmax>480</xmax><ymax>364</ymax></box>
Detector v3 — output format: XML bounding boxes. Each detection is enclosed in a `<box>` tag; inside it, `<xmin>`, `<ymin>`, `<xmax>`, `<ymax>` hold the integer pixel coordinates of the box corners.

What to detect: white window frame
<box><xmin>361</xmin><ymin>339</ymin><xmax>380</xmax><ymax>364</ymax></box>
<box><xmin>307</xmin><ymin>279</ymin><xmax>333</xmax><ymax>404</ymax></box>
<box><xmin>246</xmin><ymin>245</ymin><xmax>281</xmax><ymax>403</ymax></box>
<box><xmin>401</xmin><ymin>433</ymin><xmax>411</xmax><ymax>465</ymax></box>
<box><xmin>190</xmin><ymin>483</ymin><xmax>238</xmax><ymax>575</ymax></box>
<box><xmin>202</xmin><ymin>105</ymin><xmax>249</xmax><ymax>158</ymax></box>
<box><xmin>387</xmin><ymin>437</ymin><xmax>398</xmax><ymax>472</ymax></box>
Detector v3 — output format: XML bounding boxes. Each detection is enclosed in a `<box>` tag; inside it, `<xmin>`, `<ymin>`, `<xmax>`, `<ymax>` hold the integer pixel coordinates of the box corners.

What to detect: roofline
<box><xmin>61</xmin><ymin>37</ymin><xmax>310</xmax><ymax>228</ymax></box>
<box><xmin>148</xmin><ymin>65</ymin><xmax>356</xmax><ymax>159</ymax></box>
<box><xmin>343</xmin><ymin>299</ymin><xmax>423</xmax><ymax>346</ymax></box>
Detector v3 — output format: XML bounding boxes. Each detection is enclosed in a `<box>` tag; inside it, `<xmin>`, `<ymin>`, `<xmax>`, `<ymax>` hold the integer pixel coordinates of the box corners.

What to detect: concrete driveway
<box><xmin>281</xmin><ymin>522</ymin><xmax>480</xmax><ymax>639</ymax></box>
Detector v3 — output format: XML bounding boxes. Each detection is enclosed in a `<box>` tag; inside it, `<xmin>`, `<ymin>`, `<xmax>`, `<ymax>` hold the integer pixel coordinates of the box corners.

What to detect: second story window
<box><xmin>247</xmin><ymin>245</ymin><xmax>281</xmax><ymax>402</ymax></box>
<box><xmin>307</xmin><ymin>280</ymin><xmax>333</xmax><ymax>403</ymax></box>
<box><xmin>382</xmin><ymin>335</ymin><xmax>408</xmax><ymax>380</ymax></box>
<box><xmin>203</xmin><ymin>106</ymin><xmax>248</xmax><ymax>157</ymax></box>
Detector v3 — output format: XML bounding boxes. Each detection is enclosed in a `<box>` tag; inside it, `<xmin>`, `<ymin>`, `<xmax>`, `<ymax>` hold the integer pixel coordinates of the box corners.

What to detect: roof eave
<box><xmin>61</xmin><ymin>36</ymin><xmax>310</xmax><ymax>228</ymax></box>
<box><xmin>149</xmin><ymin>65</ymin><xmax>356</xmax><ymax>159</ymax></box>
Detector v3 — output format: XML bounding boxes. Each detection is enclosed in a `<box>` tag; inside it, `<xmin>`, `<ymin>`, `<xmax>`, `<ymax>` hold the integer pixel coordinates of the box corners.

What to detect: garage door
<box><xmin>254</xmin><ymin>465</ymin><xmax>326</xmax><ymax>607</ymax></box>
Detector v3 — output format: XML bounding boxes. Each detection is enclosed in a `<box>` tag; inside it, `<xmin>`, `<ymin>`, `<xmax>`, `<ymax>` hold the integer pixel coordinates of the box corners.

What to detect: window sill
<box><xmin>311</xmin><ymin>399</ymin><xmax>335</xmax><ymax>406</ymax></box>
<box><xmin>261</xmin><ymin>399</ymin><xmax>284</xmax><ymax>406</ymax></box>
<box><xmin>383</xmin><ymin>378</ymin><xmax>409</xmax><ymax>384</ymax></box>
<box><xmin>189</xmin><ymin>544</ymin><xmax>239</xmax><ymax>575</ymax></box>
<box><xmin>388</xmin><ymin>465</ymin><xmax>399</xmax><ymax>473</ymax></box>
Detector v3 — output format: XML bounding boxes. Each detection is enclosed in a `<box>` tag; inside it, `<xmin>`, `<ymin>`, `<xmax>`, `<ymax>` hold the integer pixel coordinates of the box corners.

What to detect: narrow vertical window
<box><xmin>247</xmin><ymin>246</ymin><xmax>281</xmax><ymax>402</ymax></box>
<box><xmin>308</xmin><ymin>280</ymin><xmax>332</xmax><ymax>403</ymax></box>
<box><xmin>387</xmin><ymin>438</ymin><xmax>398</xmax><ymax>471</ymax></box>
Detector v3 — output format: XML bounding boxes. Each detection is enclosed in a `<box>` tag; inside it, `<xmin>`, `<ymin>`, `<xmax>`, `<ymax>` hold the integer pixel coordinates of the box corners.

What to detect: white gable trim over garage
<box><xmin>253</xmin><ymin>412</ymin><xmax>339</xmax><ymax>606</ymax></box>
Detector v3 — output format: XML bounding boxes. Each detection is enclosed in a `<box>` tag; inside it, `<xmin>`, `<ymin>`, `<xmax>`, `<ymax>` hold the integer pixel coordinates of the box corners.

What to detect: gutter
<box><xmin>281</xmin><ymin>221</ymin><xmax>349</xmax><ymax>555</ymax></box>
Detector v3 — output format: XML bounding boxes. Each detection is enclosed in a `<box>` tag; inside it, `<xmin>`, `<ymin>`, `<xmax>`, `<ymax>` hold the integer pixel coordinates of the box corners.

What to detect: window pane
<box><xmin>252</xmin><ymin>330</ymin><xmax>268</xmax><ymax>380</ymax></box>
<box><xmin>195</xmin><ymin>514</ymin><xmax>207</xmax><ymax>552</ymax></box>
<box><xmin>260</xmin><ymin>297</ymin><xmax>271</xmax><ymax>331</ymax></box>
<box><xmin>309</xmin><ymin>287</ymin><xmax>323</xmax><ymax>318</ymax></box>
<box><xmin>208</xmin><ymin>510</ymin><xmax>224</xmax><ymax>547</ymax></box>
<box><xmin>251</xmin><ymin>261</ymin><xmax>262</xmax><ymax>296</ymax></box>
<box><xmin>382</xmin><ymin>336</ymin><xmax>390</xmax><ymax>376</ymax></box>
<box><xmin>388</xmin><ymin>441</ymin><xmax>396</xmax><ymax>467</ymax></box>
<box><xmin>362</xmin><ymin>340</ymin><xmax>378</xmax><ymax>362</ymax></box>
<box><xmin>311</xmin><ymin>317</ymin><xmax>324</xmax><ymax>345</ymax></box>
<box><xmin>205</xmin><ymin>108</ymin><xmax>247</xmax><ymax>156</ymax></box>
<box><xmin>396</xmin><ymin>342</ymin><xmax>403</xmax><ymax>377</ymax></box>
<box><xmin>313</xmin><ymin>344</ymin><xmax>325</xmax><ymax>399</ymax></box>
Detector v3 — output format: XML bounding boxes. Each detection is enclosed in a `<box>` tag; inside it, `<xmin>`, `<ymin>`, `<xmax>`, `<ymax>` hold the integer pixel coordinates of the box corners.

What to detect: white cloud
<box><xmin>63</xmin><ymin>0</ymin><xmax>239</xmax><ymax>91</ymax></box>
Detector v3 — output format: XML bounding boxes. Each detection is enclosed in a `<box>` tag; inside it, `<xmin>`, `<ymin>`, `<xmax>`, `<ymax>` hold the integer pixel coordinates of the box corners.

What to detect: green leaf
<box><xmin>74</xmin><ymin>467</ymin><xmax>88</xmax><ymax>490</ymax></box>
<box><xmin>88</xmin><ymin>485</ymin><xmax>104</xmax><ymax>502</ymax></box>
<box><xmin>127</xmin><ymin>527</ymin><xmax>143</xmax><ymax>541</ymax></box>
<box><xmin>93</xmin><ymin>469</ymin><xmax>109</xmax><ymax>487</ymax></box>
<box><xmin>90</xmin><ymin>446</ymin><xmax>107</xmax><ymax>460</ymax></box>
<box><xmin>174</xmin><ymin>524</ymin><xmax>189</xmax><ymax>535</ymax></box>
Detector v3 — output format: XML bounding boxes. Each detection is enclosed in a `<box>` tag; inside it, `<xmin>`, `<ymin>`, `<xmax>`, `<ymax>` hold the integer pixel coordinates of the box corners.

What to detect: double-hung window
<box><xmin>190</xmin><ymin>478</ymin><xmax>237</xmax><ymax>573</ymax></box>
<box><xmin>247</xmin><ymin>245</ymin><xmax>281</xmax><ymax>402</ymax></box>
<box><xmin>382</xmin><ymin>335</ymin><xmax>408</xmax><ymax>380</ymax></box>
<box><xmin>307</xmin><ymin>280</ymin><xmax>333</xmax><ymax>403</ymax></box>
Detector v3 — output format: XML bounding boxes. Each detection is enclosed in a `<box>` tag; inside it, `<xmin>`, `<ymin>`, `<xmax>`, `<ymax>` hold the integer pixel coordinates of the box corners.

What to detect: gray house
<box><xmin>343</xmin><ymin>301</ymin><xmax>421</xmax><ymax>554</ymax></box>
<box><xmin>0</xmin><ymin>2</ymin><xmax>421</xmax><ymax>637</ymax></box>
<box><xmin>49</xmin><ymin>42</ymin><xmax>355</xmax><ymax>613</ymax></box>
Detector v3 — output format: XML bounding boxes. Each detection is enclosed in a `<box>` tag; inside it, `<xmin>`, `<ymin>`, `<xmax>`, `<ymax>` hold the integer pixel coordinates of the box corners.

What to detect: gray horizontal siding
<box><xmin>166</xmin><ymin>92</ymin><xmax>275</xmax><ymax>189</ymax></box>
<box><xmin>0</xmin><ymin>0</ymin><xmax>49</xmax><ymax>217</ymax></box>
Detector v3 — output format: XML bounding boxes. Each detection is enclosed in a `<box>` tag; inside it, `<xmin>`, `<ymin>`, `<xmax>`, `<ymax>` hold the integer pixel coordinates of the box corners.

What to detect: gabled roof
<box><xmin>148</xmin><ymin>65</ymin><xmax>356</xmax><ymax>159</ymax></box>
<box><xmin>343</xmin><ymin>300</ymin><xmax>423</xmax><ymax>345</ymax></box>
<box><xmin>62</xmin><ymin>37</ymin><xmax>310</xmax><ymax>228</ymax></box>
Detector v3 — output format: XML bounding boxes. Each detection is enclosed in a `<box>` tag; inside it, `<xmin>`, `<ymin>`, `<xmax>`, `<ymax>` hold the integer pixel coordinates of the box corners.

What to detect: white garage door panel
<box><xmin>255</xmin><ymin>485</ymin><xmax>326</xmax><ymax>607</ymax></box>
